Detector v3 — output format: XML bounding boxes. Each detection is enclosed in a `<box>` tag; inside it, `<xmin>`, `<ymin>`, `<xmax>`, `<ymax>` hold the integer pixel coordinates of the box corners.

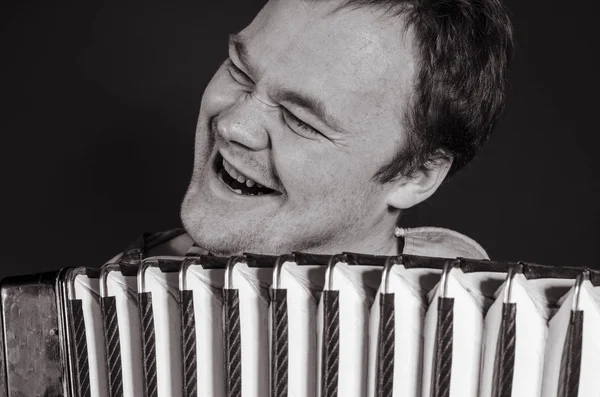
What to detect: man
<box><xmin>0</xmin><ymin>3</ymin><xmax>514</xmax><ymax>395</ymax></box>
<box><xmin>133</xmin><ymin>0</ymin><xmax>513</xmax><ymax>261</ymax></box>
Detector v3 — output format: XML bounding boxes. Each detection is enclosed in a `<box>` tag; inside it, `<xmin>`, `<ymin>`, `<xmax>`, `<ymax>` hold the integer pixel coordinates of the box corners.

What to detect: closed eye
<box><xmin>226</xmin><ymin>58</ymin><xmax>254</xmax><ymax>86</ymax></box>
<box><xmin>224</xmin><ymin>58</ymin><xmax>326</xmax><ymax>140</ymax></box>
<box><xmin>282</xmin><ymin>108</ymin><xmax>323</xmax><ymax>138</ymax></box>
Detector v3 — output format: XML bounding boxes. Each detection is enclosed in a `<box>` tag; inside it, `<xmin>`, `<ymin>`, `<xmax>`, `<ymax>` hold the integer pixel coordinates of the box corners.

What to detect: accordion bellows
<box><xmin>1</xmin><ymin>252</ymin><xmax>599</xmax><ymax>397</ymax></box>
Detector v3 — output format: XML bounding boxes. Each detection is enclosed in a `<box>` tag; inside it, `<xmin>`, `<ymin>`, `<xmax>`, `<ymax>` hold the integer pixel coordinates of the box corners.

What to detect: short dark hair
<box><xmin>335</xmin><ymin>0</ymin><xmax>515</xmax><ymax>182</ymax></box>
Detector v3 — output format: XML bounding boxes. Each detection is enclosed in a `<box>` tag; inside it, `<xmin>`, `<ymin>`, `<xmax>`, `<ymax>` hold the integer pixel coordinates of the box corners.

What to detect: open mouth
<box><xmin>215</xmin><ymin>153</ymin><xmax>277</xmax><ymax>196</ymax></box>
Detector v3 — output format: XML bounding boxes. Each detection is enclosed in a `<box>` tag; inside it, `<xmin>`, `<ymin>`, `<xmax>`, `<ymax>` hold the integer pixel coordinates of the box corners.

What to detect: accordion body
<box><xmin>1</xmin><ymin>231</ymin><xmax>599</xmax><ymax>397</ymax></box>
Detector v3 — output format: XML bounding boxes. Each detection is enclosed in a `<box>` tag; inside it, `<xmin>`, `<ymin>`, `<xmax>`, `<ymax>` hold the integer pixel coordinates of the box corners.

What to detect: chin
<box><xmin>181</xmin><ymin>192</ymin><xmax>262</xmax><ymax>255</ymax></box>
<box><xmin>180</xmin><ymin>173</ymin><xmax>350</xmax><ymax>256</ymax></box>
<box><xmin>182</xmin><ymin>204</ymin><xmax>302</xmax><ymax>256</ymax></box>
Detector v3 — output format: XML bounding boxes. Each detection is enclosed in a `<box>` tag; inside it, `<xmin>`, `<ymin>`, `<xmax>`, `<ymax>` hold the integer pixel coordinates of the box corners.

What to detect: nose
<box><xmin>215</xmin><ymin>93</ymin><xmax>274</xmax><ymax>151</ymax></box>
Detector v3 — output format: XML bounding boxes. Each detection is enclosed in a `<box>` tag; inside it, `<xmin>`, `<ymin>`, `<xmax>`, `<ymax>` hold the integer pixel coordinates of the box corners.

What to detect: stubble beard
<box><xmin>180</xmin><ymin>118</ymin><xmax>383</xmax><ymax>256</ymax></box>
<box><xmin>181</xmin><ymin>173</ymin><xmax>380</xmax><ymax>256</ymax></box>
<box><xmin>181</xmin><ymin>184</ymin><xmax>345</xmax><ymax>256</ymax></box>
<box><xmin>180</xmin><ymin>123</ymin><xmax>342</xmax><ymax>255</ymax></box>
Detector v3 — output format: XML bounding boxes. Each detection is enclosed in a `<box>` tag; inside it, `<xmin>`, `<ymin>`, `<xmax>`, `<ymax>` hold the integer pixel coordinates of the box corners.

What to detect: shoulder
<box><xmin>398</xmin><ymin>226</ymin><xmax>489</xmax><ymax>260</ymax></box>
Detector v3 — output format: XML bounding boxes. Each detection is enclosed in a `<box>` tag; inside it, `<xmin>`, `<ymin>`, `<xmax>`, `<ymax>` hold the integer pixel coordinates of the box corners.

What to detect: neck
<box><xmin>183</xmin><ymin>213</ymin><xmax>402</xmax><ymax>257</ymax></box>
<box><xmin>309</xmin><ymin>219</ymin><xmax>401</xmax><ymax>256</ymax></box>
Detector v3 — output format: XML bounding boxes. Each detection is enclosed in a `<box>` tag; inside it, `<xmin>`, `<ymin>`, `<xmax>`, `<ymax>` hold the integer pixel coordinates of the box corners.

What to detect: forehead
<box><xmin>239</xmin><ymin>0</ymin><xmax>416</xmax><ymax>135</ymax></box>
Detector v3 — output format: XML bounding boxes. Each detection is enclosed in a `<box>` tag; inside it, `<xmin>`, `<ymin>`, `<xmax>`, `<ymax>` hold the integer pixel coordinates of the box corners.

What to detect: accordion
<box><xmin>0</xmin><ymin>238</ymin><xmax>599</xmax><ymax>397</ymax></box>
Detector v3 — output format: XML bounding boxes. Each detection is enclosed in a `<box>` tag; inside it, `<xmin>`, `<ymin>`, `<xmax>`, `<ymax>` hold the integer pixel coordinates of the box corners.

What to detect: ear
<box><xmin>385</xmin><ymin>157</ymin><xmax>453</xmax><ymax>210</ymax></box>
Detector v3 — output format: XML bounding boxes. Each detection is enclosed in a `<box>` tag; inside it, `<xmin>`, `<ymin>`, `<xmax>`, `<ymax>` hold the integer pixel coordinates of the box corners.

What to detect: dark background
<box><xmin>1</xmin><ymin>0</ymin><xmax>598</xmax><ymax>278</ymax></box>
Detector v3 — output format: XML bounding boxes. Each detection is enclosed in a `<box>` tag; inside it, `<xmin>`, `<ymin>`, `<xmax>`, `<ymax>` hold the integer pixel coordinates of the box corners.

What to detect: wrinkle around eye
<box><xmin>225</xmin><ymin>58</ymin><xmax>254</xmax><ymax>86</ymax></box>
<box><xmin>281</xmin><ymin>108</ymin><xmax>323</xmax><ymax>140</ymax></box>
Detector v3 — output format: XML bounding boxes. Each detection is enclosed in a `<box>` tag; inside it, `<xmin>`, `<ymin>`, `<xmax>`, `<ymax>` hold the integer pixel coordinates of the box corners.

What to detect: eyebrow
<box><xmin>228</xmin><ymin>34</ymin><xmax>259</xmax><ymax>79</ymax></box>
<box><xmin>228</xmin><ymin>33</ymin><xmax>343</xmax><ymax>133</ymax></box>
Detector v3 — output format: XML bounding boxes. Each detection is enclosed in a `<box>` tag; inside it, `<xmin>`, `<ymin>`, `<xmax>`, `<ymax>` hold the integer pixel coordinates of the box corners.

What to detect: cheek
<box><xmin>194</xmin><ymin>71</ymin><xmax>238</xmax><ymax>163</ymax></box>
<box><xmin>276</xmin><ymin>147</ymin><xmax>364</xmax><ymax>203</ymax></box>
<box><xmin>200</xmin><ymin>69</ymin><xmax>243</xmax><ymax>117</ymax></box>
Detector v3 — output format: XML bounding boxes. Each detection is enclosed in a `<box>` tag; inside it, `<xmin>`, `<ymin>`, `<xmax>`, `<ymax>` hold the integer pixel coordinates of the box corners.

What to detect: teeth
<box><xmin>223</xmin><ymin>158</ymin><xmax>238</xmax><ymax>179</ymax></box>
<box><xmin>221</xmin><ymin>156</ymin><xmax>270</xmax><ymax>193</ymax></box>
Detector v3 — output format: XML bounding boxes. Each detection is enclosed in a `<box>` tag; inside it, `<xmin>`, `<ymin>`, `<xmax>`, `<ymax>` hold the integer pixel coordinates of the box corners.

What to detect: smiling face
<box><xmin>181</xmin><ymin>0</ymin><xmax>421</xmax><ymax>256</ymax></box>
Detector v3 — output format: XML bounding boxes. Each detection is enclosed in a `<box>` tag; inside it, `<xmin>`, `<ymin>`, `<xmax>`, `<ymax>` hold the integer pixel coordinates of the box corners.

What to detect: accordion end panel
<box><xmin>0</xmin><ymin>272</ymin><xmax>65</xmax><ymax>397</ymax></box>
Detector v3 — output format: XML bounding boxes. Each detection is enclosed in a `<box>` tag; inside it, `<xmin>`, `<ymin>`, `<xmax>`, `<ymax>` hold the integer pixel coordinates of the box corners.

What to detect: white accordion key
<box><xmin>317</xmin><ymin>253</ymin><xmax>382</xmax><ymax>397</ymax></box>
<box><xmin>99</xmin><ymin>264</ymin><xmax>144</xmax><ymax>397</ymax></box>
<box><xmin>269</xmin><ymin>253</ymin><xmax>327</xmax><ymax>397</ymax></box>
<box><xmin>367</xmin><ymin>255</ymin><xmax>445</xmax><ymax>397</ymax></box>
<box><xmin>223</xmin><ymin>256</ymin><xmax>272</xmax><ymax>397</ymax></box>
<box><xmin>138</xmin><ymin>257</ymin><xmax>184</xmax><ymax>397</ymax></box>
<box><xmin>542</xmin><ymin>270</ymin><xmax>600</xmax><ymax>397</ymax></box>
<box><xmin>179</xmin><ymin>256</ymin><xmax>227</xmax><ymax>397</ymax></box>
<box><xmin>421</xmin><ymin>259</ymin><xmax>506</xmax><ymax>397</ymax></box>
<box><xmin>60</xmin><ymin>267</ymin><xmax>109</xmax><ymax>397</ymax></box>
<box><xmin>479</xmin><ymin>264</ymin><xmax>574</xmax><ymax>397</ymax></box>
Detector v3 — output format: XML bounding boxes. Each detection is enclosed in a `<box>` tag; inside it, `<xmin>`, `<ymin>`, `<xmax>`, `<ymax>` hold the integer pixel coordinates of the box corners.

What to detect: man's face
<box><xmin>181</xmin><ymin>0</ymin><xmax>416</xmax><ymax>255</ymax></box>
